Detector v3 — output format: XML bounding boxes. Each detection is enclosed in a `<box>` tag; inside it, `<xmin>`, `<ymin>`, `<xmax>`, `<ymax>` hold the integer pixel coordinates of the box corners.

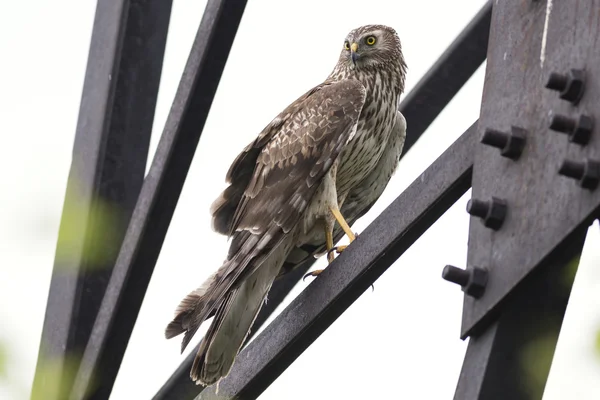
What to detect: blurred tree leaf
<box><xmin>519</xmin><ymin>331</ymin><xmax>558</xmax><ymax>399</ymax></box>
<box><xmin>30</xmin><ymin>353</ymin><xmax>84</xmax><ymax>400</ymax></box>
<box><xmin>0</xmin><ymin>342</ymin><xmax>7</xmax><ymax>379</ymax></box>
<box><xmin>561</xmin><ymin>255</ymin><xmax>580</xmax><ymax>289</ymax></box>
<box><xmin>595</xmin><ymin>329</ymin><xmax>600</xmax><ymax>360</ymax></box>
<box><xmin>55</xmin><ymin>175</ymin><xmax>122</xmax><ymax>270</ymax></box>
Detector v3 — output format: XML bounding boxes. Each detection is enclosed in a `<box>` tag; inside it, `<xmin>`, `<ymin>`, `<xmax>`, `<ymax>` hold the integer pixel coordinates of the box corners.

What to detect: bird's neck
<box><xmin>327</xmin><ymin>62</ymin><xmax>406</xmax><ymax>103</ymax></box>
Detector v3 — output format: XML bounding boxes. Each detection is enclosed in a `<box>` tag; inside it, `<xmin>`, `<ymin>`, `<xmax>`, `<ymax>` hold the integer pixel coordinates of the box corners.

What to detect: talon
<box><xmin>326</xmin><ymin>244</ymin><xmax>349</xmax><ymax>259</ymax></box>
<box><xmin>303</xmin><ymin>269</ymin><xmax>324</xmax><ymax>281</ymax></box>
<box><xmin>327</xmin><ymin>250</ymin><xmax>335</xmax><ymax>264</ymax></box>
<box><xmin>335</xmin><ymin>245</ymin><xmax>348</xmax><ymax>253</ymax></box>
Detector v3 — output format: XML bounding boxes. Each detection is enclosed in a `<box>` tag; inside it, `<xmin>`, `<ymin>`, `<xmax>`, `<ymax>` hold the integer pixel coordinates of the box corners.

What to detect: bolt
<box><xmin>442</xmin><ymin>265</ymin><xmax>488</xmax><ymax>298</ymax></box>
<box><xmin>466</xmin><ymin>197</ymin><xmax>508</xmax><ymax>230</ymax></box>
<box><xmin>549</xmin><ymin>112</ymin><xmax>593</xmax><ymax>145</ymax></box>
<box><xmin>545</xmin><ymin>69</ymin><xmax>585</xmax><ymax>104</ymax></box>
<box><xmin>546</xmin><ymin>73</ymin><xmax>569</xmax><ymax>92</ymax></box>
<box><xmin>481</xmin><ymin>127</ymin><xmax>526</xmax><ymax>160</ymax></box>
<box><xmin>466</xmin><ymin>199</ymin><xmax>488</xmax><ymax>219</ymax></box>
<box><xmin>442</xmin><ymin>265</ymin><xmax>469</xmax><ymax>286</ymax></box>
<box><xmin>558</xmin><ymin>158</ymin><xmax>600</xmax><ymax>190</ymax></box>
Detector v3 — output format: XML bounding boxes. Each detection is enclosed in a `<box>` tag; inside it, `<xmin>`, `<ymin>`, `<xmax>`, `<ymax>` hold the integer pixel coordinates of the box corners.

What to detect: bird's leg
<box><xmin>303</xmin><ymin>218</ymin><xmax>335</xmax><ymax>281</ymax></box>
<box><xmin>327</xmin><ymin>206</ymin><xmax>357</xmax><ymax>255</ymax></box>
<box><xmin>325</xmin><ymin>224</ymin><xmax>335</xmax><ymax>263</ymax></box>
<box><xmin>330</xmin><ymin>206</ymin><xmax>355</xmax><ymax>242</ymax></box>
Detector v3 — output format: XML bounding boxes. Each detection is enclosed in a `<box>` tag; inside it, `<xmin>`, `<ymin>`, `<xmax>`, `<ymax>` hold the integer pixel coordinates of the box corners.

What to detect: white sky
<box><xmin>1</xmin><ymin>0</ymin><xmax>599</xmax><ymax>399</ymax></box>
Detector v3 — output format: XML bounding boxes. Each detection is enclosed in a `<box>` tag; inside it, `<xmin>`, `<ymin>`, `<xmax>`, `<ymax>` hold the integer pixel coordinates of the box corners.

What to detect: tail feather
<box><xmin>189</xmin><ymin>237</ymin><xmax>289</xmax><ymax>386</ymax></box>
<box><xmin>164</xmin><ymin>233</ymin><xmax>262</xmax><ymax>351</ymax></box>
<box><xmin>164</xmin><ymin>270</ymin><xmax>219</xmax><ymax>351</ymax></box>
<box><xmin>166</xmin><ymin>224</ymin><xmax>291</xmax><ymax>386</ymax></box>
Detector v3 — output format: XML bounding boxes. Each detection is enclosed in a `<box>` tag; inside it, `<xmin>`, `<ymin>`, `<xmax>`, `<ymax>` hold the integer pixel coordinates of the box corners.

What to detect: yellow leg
<box><xmin>303</xmin><ymin>220</ymin><xmax>336</xmax><ymax>281</ymax></box>
<box><xmin>325</xmin><ymin>227</ymin><xmax>335</xmax><ymax>263</ymax></box>
<box><xmin>330</xmin><ymin>206</ymin><xmax>356</xmax><ymax>242</ymax></box>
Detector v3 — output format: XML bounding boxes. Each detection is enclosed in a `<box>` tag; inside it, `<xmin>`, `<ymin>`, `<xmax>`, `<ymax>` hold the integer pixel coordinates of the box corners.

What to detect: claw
<box><xmin>326</xmin><ymin>245</ymin><xmax>345</xmax><ymax>258</ymax></box>
<box><xmin>303</xmin><ymin>269</ymin><xmax>324</xmax><ymax>281</ymax></box>
<box><xmin>327</xmin><ymin>248</ymin><xmax>335</xmax><ymax>264</ymax></box>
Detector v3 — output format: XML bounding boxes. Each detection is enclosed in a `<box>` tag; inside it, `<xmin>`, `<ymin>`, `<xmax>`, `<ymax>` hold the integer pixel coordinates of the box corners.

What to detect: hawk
<box><xmin>166</xmin><ymin>24</ymin><xmax>407</xmax><ymax>387</ymax></box>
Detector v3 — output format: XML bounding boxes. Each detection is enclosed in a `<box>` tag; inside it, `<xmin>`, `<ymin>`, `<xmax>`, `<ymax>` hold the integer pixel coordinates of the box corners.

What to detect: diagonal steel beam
<box><xmin>154</xmin><ymin>2</ymin><xmax>492</xmax><ymax>398</ymax></box>
<box><xmin>69</xmin><ymin>1</ymin><xmax>248</xmax><ymax>399</ymax></box>
<box><xmin>195</xmin><ymin>121</ymin><xmax>477</xmax><ymax>400</ymax></box>
<box><xmin>32</xmin><ymin>1</ymin><xmax>172</xmax><ymax>398</ymax></box>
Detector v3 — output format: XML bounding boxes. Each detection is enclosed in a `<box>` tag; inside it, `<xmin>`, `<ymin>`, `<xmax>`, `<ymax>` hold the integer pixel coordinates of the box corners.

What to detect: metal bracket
<box><xmin>461</xmin><ymin>0</ymin><xmax>600</xmax><ymax>338</ymax></box>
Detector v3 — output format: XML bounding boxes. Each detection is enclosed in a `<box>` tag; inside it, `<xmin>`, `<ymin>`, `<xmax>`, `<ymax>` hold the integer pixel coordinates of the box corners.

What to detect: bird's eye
<box><xmin>365</xmin><ymin>36</ymin><xmax>376</xmax><ymax>46</ymax></box>
<box><xmin>344</xmin><ymin>41</ymin><xmax>350</xmax><ymax>50</ymax></box>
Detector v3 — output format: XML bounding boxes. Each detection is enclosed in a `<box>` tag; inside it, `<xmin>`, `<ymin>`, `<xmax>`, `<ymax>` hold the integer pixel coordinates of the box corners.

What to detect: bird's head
<box><xmin>339</xmin><ymin>25</ymin><xmax>403</xmax><ymax>71</ymax></box>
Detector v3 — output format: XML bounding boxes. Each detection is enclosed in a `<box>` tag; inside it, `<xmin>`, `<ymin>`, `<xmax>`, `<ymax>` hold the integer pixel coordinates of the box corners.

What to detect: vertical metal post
<box><xmin>454</xmin><ymin>229</ymin><xmax>586</xmax><ymax>399</ymax></box>
<box><xmin>32</xmin><ymin>1</ymin><xmax>172</xmax><ymax>398</ymax></box>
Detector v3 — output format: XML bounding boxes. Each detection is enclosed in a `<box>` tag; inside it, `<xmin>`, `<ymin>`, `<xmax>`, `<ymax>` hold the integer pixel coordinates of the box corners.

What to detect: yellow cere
<box><xmin>351</xmin><ymin>42</ymin><xmax>359</xmax><ymax>52</ymax></box>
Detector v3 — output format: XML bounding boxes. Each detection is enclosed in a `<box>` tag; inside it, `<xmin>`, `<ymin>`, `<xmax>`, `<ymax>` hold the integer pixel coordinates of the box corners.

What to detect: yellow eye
<box><xmin>366</xmin><ymin>36</ymin><xmax>376</xmax><ymax>46</ymax></box>
<box><xmin>344</xmin><ymin>41</ymin><xmax>350</xmax><ymax>50</ymax></box>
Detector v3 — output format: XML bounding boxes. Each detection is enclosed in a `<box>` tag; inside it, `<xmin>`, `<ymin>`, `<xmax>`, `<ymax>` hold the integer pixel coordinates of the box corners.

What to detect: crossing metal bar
<box><xmin>154</xmin><ymin>2</ymin><xmax>492</xmax><ymax>398</ymax></box>
<box><xmin>32</xmin><ymin>1</ymin><xmax>172</xmax><ymax>398</ymax></box>
<box><xmin>195</xmin><ymin>121</ymin><xmax>477</xmax><ymax>400</ymax></box>
<box><xmin>69</xmin><ymin>1</ymin><xmax>248</xmax><ymax>399</ymax></box>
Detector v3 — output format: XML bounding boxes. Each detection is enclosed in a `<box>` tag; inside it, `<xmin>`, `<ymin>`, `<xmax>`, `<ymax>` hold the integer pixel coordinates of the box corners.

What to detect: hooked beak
<box><xmin>350</xmin><ymin>42</ymin><xmax>359</xmax><ymax>64</ymax></box>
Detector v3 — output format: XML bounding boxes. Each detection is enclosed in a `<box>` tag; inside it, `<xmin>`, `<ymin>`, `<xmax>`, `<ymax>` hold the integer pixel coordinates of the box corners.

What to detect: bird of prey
<box><xmin>166</xmin><ymin>24</ymin><xmax>407</xmax><ymax>387</ymax></box>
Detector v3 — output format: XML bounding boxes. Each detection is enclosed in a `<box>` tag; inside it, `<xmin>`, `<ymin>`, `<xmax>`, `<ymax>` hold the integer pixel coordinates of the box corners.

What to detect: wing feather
<box><xmin>211</xmin><ymin>81</ymin><xmax>365</xmax><ymax>236</ymax></box>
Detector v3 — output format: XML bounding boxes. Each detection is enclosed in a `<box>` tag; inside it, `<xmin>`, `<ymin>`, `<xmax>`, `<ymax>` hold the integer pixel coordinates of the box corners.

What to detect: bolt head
<box><xmin>500</xmin><ymin>127</ymin><xmax>526</xmax><ymax>160</ymax></box>
<box><xmin>571</xmin><ymin>114</ymin><xmax>594</xmax><ymax>145</ymax></box>
<box><xmin>562</xmin><ymin>69</ymin><xmax>586</xmax><ymax>104</ymax></box>
<box><xmin>580</xmin><ymin>160</ymin><xmax>600</xmax><ymax>190</ymax></box>
<box><xmin>463</xmin><ymin>266</ymin><xmax>488</xmax><ymax>298</ymax></box>
<box><xmin>483</xmin><ymin>197</ymin><xmax>507</xmax><ymax>230</ymax></box>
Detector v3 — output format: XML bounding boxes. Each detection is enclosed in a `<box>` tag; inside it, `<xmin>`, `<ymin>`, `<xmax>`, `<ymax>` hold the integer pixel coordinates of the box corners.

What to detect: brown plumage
<box><xmin>166</xmin><ymin>24</ymin><xmax>407</xmax><ymax>387</ymax></box>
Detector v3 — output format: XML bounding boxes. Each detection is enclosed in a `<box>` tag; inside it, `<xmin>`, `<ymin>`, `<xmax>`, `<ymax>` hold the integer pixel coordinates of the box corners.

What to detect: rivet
<box><xmin>545</xmin><ymin>69</ymin><xmax>585</xmax><ymax>105</ymax></box>
<box><xmin>466</xmin><ymin>197</ymin><xmax>508</xmax><ymax>230</ymax></box>
<box><xmin>481</xmin><ymin>127</ymin><xmax>526</xmax><ymax>160</ymax></box>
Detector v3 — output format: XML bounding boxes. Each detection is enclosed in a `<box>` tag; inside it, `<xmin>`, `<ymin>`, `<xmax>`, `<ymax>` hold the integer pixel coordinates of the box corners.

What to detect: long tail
<box><xmin>192</xmin><ymin>251</ymin><xmax>283</xmax><ymax>385</ymax></box>
<box><xmin>166</xmin><ymin>232</ymin><xmax>291</xmax><ymax>386</ymax></box>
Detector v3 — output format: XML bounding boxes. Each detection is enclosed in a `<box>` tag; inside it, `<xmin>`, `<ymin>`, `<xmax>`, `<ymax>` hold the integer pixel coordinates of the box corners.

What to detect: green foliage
<box><xmin>519</xmin><ymin>332</ymin><xmax>558</xmax><ymax>399</ymax></box>
<box><xmin>595</xmin><ymin>329</ymin><xmax>600</xmax><ymax>359</ymax></box>
<box><xmin>0</xmin><ymin>342</ymin><xmax>6</xmax><ymax>379</ymax></box>
<box><xmin>561</xmin><ymin>255</ymin><xmax>580</xmax><ymax>289</ymax></box>
<box><xmin>29</xmin><ymin>353</ymin><xmax>82</xmax><ymax>400</ymax></box>
<box><xmin>55</xmin><ymin>175</ymin><xmax>122</xmax><ymax>270</ymax></box>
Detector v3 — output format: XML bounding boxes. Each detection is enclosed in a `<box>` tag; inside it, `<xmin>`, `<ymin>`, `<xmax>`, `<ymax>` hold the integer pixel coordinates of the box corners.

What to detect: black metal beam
<box><xmin>69</xmin><ymin>1</ymin><xmax>248</xmax><ymax>399</ymax></box>
<box><xmin>32</xmin><ymin>1</ymin><xmax>172</xmax><ymax>398</ymax></box>
<box><xmin>454</xmin><ymin>228</ymin><xmax>586</xmax><ymax>400</ymax></box>
<box><xmin>155</xmin><ymin>3</ymin><xmax>491</xmax><ymax>397</ymax></box>
<box><xmin>194</xmin><ymin>121</ymin><xmax>477</xmax><ymax>400</ymax></box>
